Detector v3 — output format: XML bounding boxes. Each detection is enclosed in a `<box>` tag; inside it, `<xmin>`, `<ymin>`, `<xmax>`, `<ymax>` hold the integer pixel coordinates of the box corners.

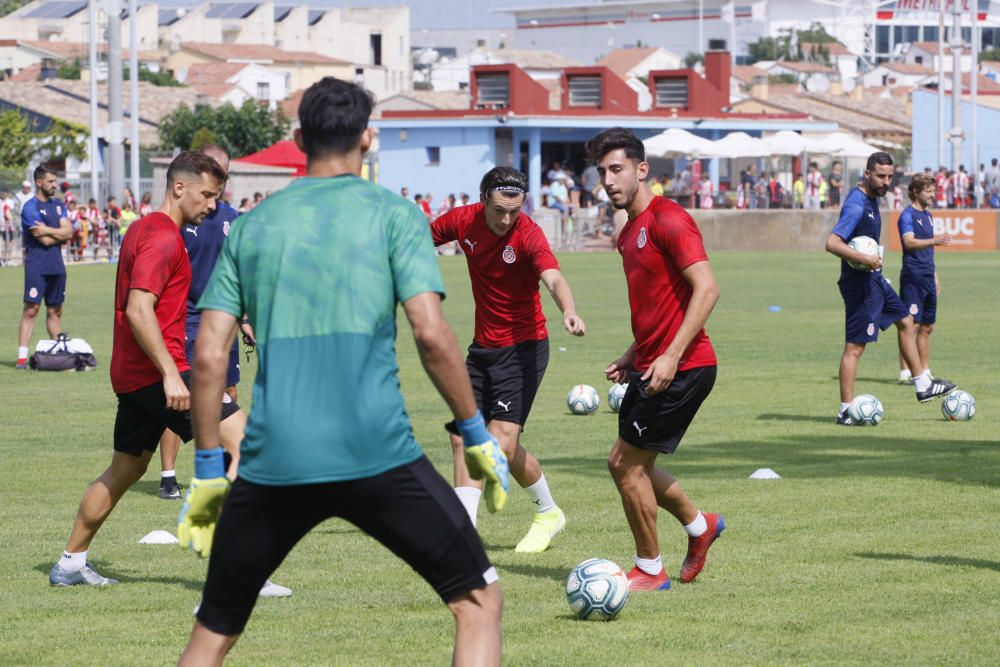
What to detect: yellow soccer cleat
<box><xmin>514</xmin><ymin>506</ymin><xmax>566</xmax><ymax>553</ymax></box>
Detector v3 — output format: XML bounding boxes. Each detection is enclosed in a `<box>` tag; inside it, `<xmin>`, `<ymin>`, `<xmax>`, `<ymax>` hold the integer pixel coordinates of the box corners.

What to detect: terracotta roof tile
<box><xmin>596</xmin><ymin>47</ymin><xmax>658</xmax><ymax>79</ymax></box>
<box><xmin>181</xmin><ymin>42</ymin><xmax>349</xmax><ymax>65</ymax></box>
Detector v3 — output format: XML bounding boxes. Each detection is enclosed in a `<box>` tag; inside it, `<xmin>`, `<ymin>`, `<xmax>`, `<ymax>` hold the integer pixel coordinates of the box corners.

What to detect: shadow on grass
<box><xmin>855</xmin><ymin>552</ymin><xmax>1000</xmax><ymax>573</ymax></box>
<box><xmin>498</xmin><ymin>562</ymin><xmax>569</xmax><ymax>584</ymax></box>
<box><xmin>33</xmin><ymin>561</ymin><xmax>205</xmax><ymax>590</ymax></box>
<box><xmin>756</xmin><ymin>413</ymin><xmax>837</xmax><ymax>424</ymax></box>
<box><xmin>540</xmin><ymin>435</ymin><xmax>1000</xmax><ymax>488</ymax></box>
<box><xmin>832</xmin><ymin>375</ymin><xmax>905</xmax><ymax>387</ymax></box>
<box><xmin>133</xmin><ymin>480</ymin><xmax>178</xmax><ymax>498</ymax></box>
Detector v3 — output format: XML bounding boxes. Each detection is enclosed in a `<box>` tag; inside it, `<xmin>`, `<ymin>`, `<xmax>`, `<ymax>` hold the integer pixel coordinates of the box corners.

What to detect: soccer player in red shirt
<box><xmin>587</xmin><ymin>128</ymin><xmax>724</xmax><ymax>590</ymax></box>
<box><xmin>431</xmin><ymin>167</ymin><xmax>586</xmax><ymax>553</ymax></box>
<box><xmin>49</xmin><ymin>152</ymin><xmax>246</xmax><ymax>587</ymax></box>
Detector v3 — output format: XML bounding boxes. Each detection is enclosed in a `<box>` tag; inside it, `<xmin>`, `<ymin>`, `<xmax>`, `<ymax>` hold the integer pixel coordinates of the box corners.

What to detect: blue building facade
<box><xmin>911</xmin><ymin>89</ymin><xmax>1000</xmax><ymax>172</ymax></box>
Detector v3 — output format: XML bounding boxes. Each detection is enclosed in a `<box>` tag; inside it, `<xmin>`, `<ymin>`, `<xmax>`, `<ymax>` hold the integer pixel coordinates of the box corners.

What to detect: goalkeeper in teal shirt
<box><xmin>177</xmin><ymin>77</ymin><xmax>508</xmax><ymax>666</ymax></box>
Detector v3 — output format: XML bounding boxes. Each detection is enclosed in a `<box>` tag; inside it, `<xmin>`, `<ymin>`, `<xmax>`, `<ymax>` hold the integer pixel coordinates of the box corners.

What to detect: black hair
<box><xmin>33</xmin><ymin>165</ymin><xmax>56</xmax><ymax>182</ymax></box>
<box><xmin>866</xmin><ymin>151</ymin><xmax>894</xmax><ymax>171</ymax></box>
<box><xmin>165</xmin><ymin>151</ymin><xmax>227</xmax><ymax>190</ymax></box>
<box><xmin>584</xmin><ymin>127</ymin><xmax>645</xmax><ymax>164</ymax></box>
<box><xmin>298</xmin><ymin>77</ymin><xmax>373</xmax><ymax>157</ymax></box>
<box><xmin>479</xmin><ymin>167</ymin><xmax>528</xmax><ymax>199</ymax></box>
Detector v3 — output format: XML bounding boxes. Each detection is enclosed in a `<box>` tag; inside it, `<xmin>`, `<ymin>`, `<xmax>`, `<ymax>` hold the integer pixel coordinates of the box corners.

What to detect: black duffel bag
<box><xmin>29</xmin><ymin>334</ymin><xmax>97</xmax><ymax>372</ymax></box>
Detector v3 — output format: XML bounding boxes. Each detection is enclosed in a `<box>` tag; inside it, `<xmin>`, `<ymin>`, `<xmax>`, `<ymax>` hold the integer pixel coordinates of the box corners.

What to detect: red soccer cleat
<box><xmin>626</xmin><ymin>566</ymin><xmax>671</xmax><ymax>590</ymax></box>
<box><xmin>679</xmin><ymin>512</ymin><xmax>726</xmax><ymax>583</ymax></box>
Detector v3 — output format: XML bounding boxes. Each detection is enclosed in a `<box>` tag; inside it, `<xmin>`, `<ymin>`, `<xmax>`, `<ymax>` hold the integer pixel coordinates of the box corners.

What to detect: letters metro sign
<box><xmin>877</xmin><ymin>0</ymin><xmax>990</xmax><ymax>19</ymax></box>
<box><xmin>886</xmin><ymin>210</ymin><xmax>998</xmax><ymax>251</ymax></box>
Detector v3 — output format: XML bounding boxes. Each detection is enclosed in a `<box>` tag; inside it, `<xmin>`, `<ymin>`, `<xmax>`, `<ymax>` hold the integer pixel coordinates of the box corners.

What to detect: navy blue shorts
<box><xmin>24</xmin><ymin>270</ymin><xmax>66</xmax><ymax>306</ymax></box>
<box><xmin>185</xmin><ymin>322</ymin><xmax>241</xmax><ymax>387</ymax></box>
<box><xmin>838</xmin><ymin>273</ymin><xmax>909</xmax><ymax>343</ymax></box>
<box><xmin>899</xmin><ymin>272</ymin><xmax>937</xmax><ymax>325</ymax></box>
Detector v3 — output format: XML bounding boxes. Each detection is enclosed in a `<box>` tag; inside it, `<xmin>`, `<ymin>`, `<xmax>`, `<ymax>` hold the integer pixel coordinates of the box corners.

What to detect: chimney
<box><xmin>828</xmin><ymin>73</ymin><xmax>843</xmax><ymax>96</ymax></box>
<box><xmin>750</xmin><ymin>74</ymin><xmax>768</xmax><ymax>100</ymax></box>
<box><xmin>849</xmin><ymin>81</ymin><xmax>864</xmax><ymax>101</ymax></box>
<box><xmin>704</xmin><ymin>40</ymin><xmax>731</xmax><ymax>103</ymax></box>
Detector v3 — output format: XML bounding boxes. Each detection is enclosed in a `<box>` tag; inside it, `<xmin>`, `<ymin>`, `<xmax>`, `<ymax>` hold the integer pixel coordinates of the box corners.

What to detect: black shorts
<box><xmin>617</xmin><ymin>365</ymin><xmax>716</xmax><ymax>454</ymax></box>
<box><xmin>445</xmin><ymin>339</ymin><xmax>549</xmax><ymax>435</ymax></box>
<box><xmin>197</xmin><ymin>455</ymin><xmax>497</xmax><ymax>635</ymax></box>
<box><xmin>113</xmin><ymin>371</ymin><xmax>240</xmax><ymax>457</ymax></box>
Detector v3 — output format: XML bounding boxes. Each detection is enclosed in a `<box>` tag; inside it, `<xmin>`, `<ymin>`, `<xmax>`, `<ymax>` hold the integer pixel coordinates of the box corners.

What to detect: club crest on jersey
<box><xmin>637</xmin><ymin>227</ymin><xmax>648</xmax><ymax>249</ymax></box>
<box><xmin>56</xmin><ymin>205</ymin><xmax>63</xmax><ymax>215</ymax></box>
<box><xmin>502</xmin><ymin>245</ymin><xmax>516</xmax><ymax>264</ymax></box>
<box><xmin>223</xmin><ymin>219</ymin><xmax>230</xmax><ymax>236</ymax></box>
<box><xmin>29</xmin><ymin>287</ymin><xmax>38</xmax><ymax>298</ymax></box>
<box><xmin>909</xmin><ymin>304</ymin><xmax>919</xmax><ymax>315</ymax></box>
<box><xmin>867</xmin><ymin>323</ymin><xmax>875</xmax><ymax>336</ymax></box>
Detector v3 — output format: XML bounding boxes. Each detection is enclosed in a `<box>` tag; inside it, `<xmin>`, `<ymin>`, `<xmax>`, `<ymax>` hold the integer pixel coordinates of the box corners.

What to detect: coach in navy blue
<box><xmin>16</xmin><ymin>166</ymin><xmax>72</xmax><ymax>369</ymax></box>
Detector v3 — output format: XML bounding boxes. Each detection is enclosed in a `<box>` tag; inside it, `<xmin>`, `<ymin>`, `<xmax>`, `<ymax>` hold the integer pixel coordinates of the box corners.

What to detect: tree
<box><xmin>56</xmin><ymin>58</ymin><xmax>82</xmax><ymax>80</ymax></box>
<box><xmin>159</xmin><ymin>100</ymin><xmax>290</xmax><ymax>157</ymax></box>
<box><xmin>190</xmin><ymin>127</ymin><xmax>218</xmax><ymax>150</ymax></box>
<box><xmin>980</xmin><ymin>48</ymin><xmax>1000</xmax><ymax>62</ymax></box>
<box><xmin>0</xmin><ymin>110</ymin><xmax>87</xmax><ymax>168</ymax></box>
<box><xmin>748</xmin><ymin>37</ymin><xmax>779</xmax><ymax>63</ymax></box>
<box><xmin>123</xmin><ymin>65</ymin><xmax>183</xmax><ymax>87</ymax></box>
<box><xmin>0</xmin><ymin>110</ymin><xmax>33</xmax><ymax>168</ymax></box>
<box><xmin>684</xmin><ymin>51</ymin><xmax>704</xmax><ymax>68</ymax></box>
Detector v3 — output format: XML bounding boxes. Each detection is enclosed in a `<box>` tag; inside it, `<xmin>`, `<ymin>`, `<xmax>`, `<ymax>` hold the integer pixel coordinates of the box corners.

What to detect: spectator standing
<box><xmin>650</xmin><ymin>175</ymin><xmax>665</xmax><ymax>197</ymax></box>
<box><xmin>139</xmin><ymin>192</ymin><xmax>153</xmax><ymax>217</ymax></box>
<box><xmin>119</xmin><ymin>201</ymin><xmax>139</xmax><ymax>238</ymax></box>
<box><xmin>934</xmin><ymin>168</ymin><xmax>949</xmax><ymax>208</ymax></box>
<box><xmin>986</xmin><ymin>158</ymin><xmax>1000</xmax><ymax>207</ymax></box>
<box><xmin>1</xmin><ymin>190</ymin><xmax>15</xmax><ymax>266</ymax></box>
<box><xmin>698</xmin><ymin>173</ymin><xmax>715</xmax><ymax>209</ymax></box>
<box><xmin>15</xmin><ymin>180</ymin><xmax>33</xmax><ymax>213</ymax></box>
<box><xmin>107</xmin><ymin>196</ymin><xmax>122</xmax><ymax>249</ymax></box>
<box><xmin>793</xmin><ymin>174</ymin><xmax>804</xmax><ymax>208</ymax></box>
<box><xmin>828</xmin><ymin>161</ymin><xmax>844</xmax><ymax>208</ymax></box>
<box><xmin>805</xmin><ymin>162</ymin><xmax>823</xmax><ymax>209</ymax></box>
<box><xmin>741</xmin><ymin>165</ymin><xmax>757</xmax><ymax>210</ymax></box>
<box><xmin>767</xmin><ymin>173</ymin><xmax>784</xmax><ymax>209</ymax></box>
<box><xmin>581</xmin><ymin>164</ymin><xmax>600</xmax><ymax>207</ymax></box>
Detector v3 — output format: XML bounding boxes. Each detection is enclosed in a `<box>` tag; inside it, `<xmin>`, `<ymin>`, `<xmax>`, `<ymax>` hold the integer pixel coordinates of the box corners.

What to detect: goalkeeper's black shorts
<box><xmin>196</xmin><ymin>455</ymin><xmax>497</xmax><ymax>636</ymax></box>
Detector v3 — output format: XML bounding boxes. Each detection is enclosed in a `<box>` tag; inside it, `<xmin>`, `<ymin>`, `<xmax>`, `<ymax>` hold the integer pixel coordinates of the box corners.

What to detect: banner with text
<box><xmin>886</xmin><ymin>209</ymin><xmax>997</xmax><ymax>251</ymax></box>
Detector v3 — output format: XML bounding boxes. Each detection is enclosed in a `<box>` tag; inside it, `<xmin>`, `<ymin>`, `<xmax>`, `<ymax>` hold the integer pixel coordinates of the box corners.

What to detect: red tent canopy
<box><xmin>235</xmin><ymin>140</ymin><xmax>306</xmax><ymax>176</ymax></box>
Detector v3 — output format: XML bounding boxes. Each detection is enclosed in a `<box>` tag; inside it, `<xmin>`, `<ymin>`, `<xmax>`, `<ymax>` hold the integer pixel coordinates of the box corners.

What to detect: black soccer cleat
<box><xmin>159</xmin><ymin>476</ymin><xmax>182</xmax><ymax>500</ymax></box>
<box><xmin>836</xmin><ymin>412</ymin><xmax>857</xmax><ymax>426</ymax></box>
<box><xmin>916</xmin><ymin>378</ymin><xmax>956</xmax><ymax>403</ymax></box>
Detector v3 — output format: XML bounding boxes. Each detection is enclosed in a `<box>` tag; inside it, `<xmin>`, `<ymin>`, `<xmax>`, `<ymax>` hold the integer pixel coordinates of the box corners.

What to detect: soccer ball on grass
<box><xmin>565</xmin><ymin>558</ymin><xmax>629</xmax><ymax>621</ymax></box>
<box><xmin>607</xmin><ymin>383</ymin><xmax>627</xmax><ymax>413</ymax></box>
<box><xmin>848</xmin><ymin>394</ymin><xmax>884</xmax><ymax>425</ymax></box>
<box><xmin>941</xmin><ymin>390</ymin><xmax>975</xmax><ymax>421</ymax></box>
<box><xmin>567</xmin><ymin>384</ymin><xmax>599</xmax><ymax>415</ymax></box>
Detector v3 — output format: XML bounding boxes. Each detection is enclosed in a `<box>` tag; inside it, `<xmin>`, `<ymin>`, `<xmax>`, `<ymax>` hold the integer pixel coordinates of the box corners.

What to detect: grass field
<box><xmin>1</xmin><ymin>249</ymin><xmax>998</xmax><ymax>666</ymax></box>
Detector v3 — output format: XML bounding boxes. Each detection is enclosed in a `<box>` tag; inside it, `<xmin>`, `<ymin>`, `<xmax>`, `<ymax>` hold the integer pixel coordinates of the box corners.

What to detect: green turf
<box><xmin>1</xmin><ymin>250</ymin><xmax>998</xmax><ymax>666</ymax></box>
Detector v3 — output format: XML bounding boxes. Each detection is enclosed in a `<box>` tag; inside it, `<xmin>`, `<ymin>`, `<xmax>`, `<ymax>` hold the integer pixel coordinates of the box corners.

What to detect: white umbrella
<box><xmin>700</xmin><ymin>131</ymin><xmax>773</xmax><ymax>158</ymax></box>
<box><xmin>643</xmin><ymin>128</ymin><xmax>715</xmax><ymax>158</ymax></box>
<box><xmin>761</xmin><ymin>130</ymin><xmax>828</xmax><ymax>155</ymax></box>
<box><xmin>811</xmin><ymin>132</ymin><xmax>881</xmax><ymax>158</ymax></box>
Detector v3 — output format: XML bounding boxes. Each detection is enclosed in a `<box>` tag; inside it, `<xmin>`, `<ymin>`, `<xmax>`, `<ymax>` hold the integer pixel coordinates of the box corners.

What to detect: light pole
<box><xmin>949</xmin><ymin>2</ymin><xmax>963</xmax><ymax>170</ymax></box>
<box><xmin>107</xmin><ymin>0</ymin><xmax>124</xmax><ymax>206</ymax></box>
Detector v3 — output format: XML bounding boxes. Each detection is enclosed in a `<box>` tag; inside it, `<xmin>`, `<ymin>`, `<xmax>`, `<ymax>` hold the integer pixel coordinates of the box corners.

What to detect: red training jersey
<box><xmin>431</xmin><ymin>203</ymin><xmax>559</xmax><ymax>347</ymax></box>
<box><xmin>617</xmin><ymin>196</ymin><xmax>716</xmax><ymax>372</ymax></box>
<box><xmin>110</xmin><ymin>212</ymin><xmax>191</xmax><ymax>393</ymax></box>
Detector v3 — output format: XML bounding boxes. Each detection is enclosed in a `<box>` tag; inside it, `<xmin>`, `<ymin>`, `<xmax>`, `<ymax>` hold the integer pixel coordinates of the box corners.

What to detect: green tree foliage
<box><xmin>980</xmin><ymin>48</ymin><xmax>1000</xmax><ymax>62</ymax></box>
<box><xmin>56</xmin><ymin>58</ymin><xmax>82</xmax><ymax>80</ymax></box>
<box><xmin>747</xmin><ymin>23</ymin><xmax>840</xmax><ymax>65</ymax></box>
<box><xmin>0</xmin><ymin>110</ymin><xmax>87</xmax><ymax>168</ymax></box>
<box><xmin>158</xmin><ymin>100</ymin><xmax>290</xmax><ymax>157</ymax></box>
<box><xmin>684</xmin><ymin>52</ymin><xmax>704</xmax><ymax>68</ymax></box>
<box><xmin>190</xmin><ymin>127</ymin><xmax>218</xmax><ymax>150</ymax></box>
<box><xmin>123</xmin><ymin>65</ymin><xmax>184</xmax><ymax>87</ymax></box>
<box><xmin>0</xmin><ymin>110</ymin><xmax>34</xmax><ymax>168</ymax></box>
<box><xmin>0</xmin><ymin>0</ymin><xmax>30</xmax><ymax>18</ymax></box>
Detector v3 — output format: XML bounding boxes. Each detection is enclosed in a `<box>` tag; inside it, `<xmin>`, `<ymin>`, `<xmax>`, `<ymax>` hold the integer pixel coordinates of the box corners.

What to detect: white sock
<box><xmin>524</xmin><ymin>473</ymin><xmax>556</xmax><ymax>513</ymax></box>
<box><xmin>17</xmin><ymin>346</ymin><xmax>28</xmax><ymax>359</ymax></box>
<box><xmin>685</xmin><ymin>511</ymin><xmax>707</xmax><ymax>537</ymax></box>
<box><xmin>839</xmin><ymin>402</ymin><xmax>851</xmax><ymax>416</ymax></box>
<box><xmin>60</xmin><ymin>550</ymin><xmax>87</xmax><ymax>572</ymax></box>
<box><xmin>914</xmin><ymin>370</ymin><xmax>932</xmax><ymax>393</ymax></box>
<box><xmin>454</xmin><ymin>487</ymin><xmax>481</xmax><ymax>527</ymax></box>
<box><xmin>161</xmin><ymin>470</ymin><xmax>175</xmax><ymax>478</ymax></box>
<box><xmin>635</xmin><ymin>554</ymin><xmax>663</xmax><ymax>576</ymax></box>
<box><xmin>898</xmin><ymin>369</ymin><xmax>912</xmax><ymax>381</ymax></box>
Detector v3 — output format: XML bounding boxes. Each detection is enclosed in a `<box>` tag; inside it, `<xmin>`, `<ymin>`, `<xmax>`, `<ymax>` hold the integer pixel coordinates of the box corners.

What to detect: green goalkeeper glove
<box><xmin>457</xmin><ymin>412</ymin><xmax>510</xmax><ymax>514</ymax></box>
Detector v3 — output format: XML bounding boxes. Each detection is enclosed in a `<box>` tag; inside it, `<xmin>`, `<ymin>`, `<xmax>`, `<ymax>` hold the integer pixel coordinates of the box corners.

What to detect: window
<box><xmin>256</xmin><ymin>81</ymin><xmax>269</xmax><ymax>102</ymax></box>
<box><xmin>903</xmin><ymin>26</ymin><xmax>919</xmax><ymax>45</ymax></box>
<box><xmin>654</xmin><ymin>78</ymin><xmax>688</xmax><ymax>108</ymax></box>
<box><xmin>476</xmin><ymin>73</ymin><xmax>509</xmax><ymax>107</ymax></box>
<box><xmin>426</xmin><ymin>146</ymin><xmax>440</xmax><ymax>166</ymax></box>
<box><xmin>568</xmin><ymin>75</ymin><xmax>602</xmax><ymax>107</ymax></box>
<box><xmin>914</xmin><ymin>55</ymin><xmax>923</xmax><ymax>65</ymax></box>
<box><xmin>876</xmin><ymin>25</ymin><xmax>890</xmax><ymax>56</ymax></box>
<box><xmin>922</xmin><ymin>26</ymin><xmax>938</xmax><ymax>43</ymax></box>
<box><xmin>370</xmin><ymin>33</ymin><xmax>382</xmax><ymax>66</ymax></box>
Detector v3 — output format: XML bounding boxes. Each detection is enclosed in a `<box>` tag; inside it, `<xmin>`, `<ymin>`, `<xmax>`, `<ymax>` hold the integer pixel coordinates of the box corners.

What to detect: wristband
<box><xmin>194</xmin><ymin>446</ymin><xmax>226</xmax><ymax>479</ymax></box>
<box><xmin>456</xmin><ymin>410</ymin><xmax>490</xmax><ymax>447</ymax></box>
